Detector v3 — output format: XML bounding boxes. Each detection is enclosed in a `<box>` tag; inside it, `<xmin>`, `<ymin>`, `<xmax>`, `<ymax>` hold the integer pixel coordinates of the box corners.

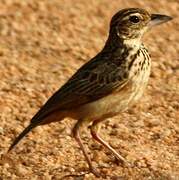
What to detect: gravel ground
<box><xmin>0</xmin><ymin>0</ymin><xmax>178</xmax><ymax>179</ymax></box>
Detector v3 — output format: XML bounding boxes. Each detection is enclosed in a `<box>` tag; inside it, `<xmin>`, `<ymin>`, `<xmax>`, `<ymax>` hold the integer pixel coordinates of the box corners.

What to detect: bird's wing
<box><xmin>31</xmin><ymin>55</ymin><xmax>129</xmax><ymax>123</ymax></box>
<box><xmin>9</xmin><ymin>54</ymin><xmax>130</xmax><ymax>151</ymax></box>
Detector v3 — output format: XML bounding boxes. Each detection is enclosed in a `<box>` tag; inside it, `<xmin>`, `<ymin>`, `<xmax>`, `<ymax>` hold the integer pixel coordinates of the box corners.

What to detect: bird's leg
<box><xmin>72</xmin><ymin>120</ymin><xmax>100</xmax><ymax>177</ymax></box>
<box><xmin>90</xmin><ymin>119</ymin><xmax>127</xmax><ymax>164</ymax></box>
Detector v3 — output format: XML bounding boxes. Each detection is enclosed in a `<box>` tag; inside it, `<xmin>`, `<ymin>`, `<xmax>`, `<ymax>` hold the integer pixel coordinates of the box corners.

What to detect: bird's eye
<box><xmin>129</xmin><ymin>15</ymin><xmax>140</xmax><ymax>23</ymax></box>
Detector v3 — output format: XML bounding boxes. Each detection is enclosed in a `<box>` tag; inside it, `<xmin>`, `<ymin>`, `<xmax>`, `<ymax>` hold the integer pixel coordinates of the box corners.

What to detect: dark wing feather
<box><xmin>31</xmin><ymin>55</ymin><xmax>129</xmax><ymax>123</ymax></box>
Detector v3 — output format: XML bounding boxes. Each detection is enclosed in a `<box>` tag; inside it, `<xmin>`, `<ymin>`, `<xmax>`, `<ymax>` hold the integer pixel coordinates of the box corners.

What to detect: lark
<box><xmin>8</xmin><ymin>8</ymin><xmax>172</xmax><ymax>177</ymax></box>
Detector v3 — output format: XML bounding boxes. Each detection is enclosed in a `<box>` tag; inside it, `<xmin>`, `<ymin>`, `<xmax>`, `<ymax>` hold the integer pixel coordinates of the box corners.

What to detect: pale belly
<box><xmin>76</xmin><ymin>59</ymin><xmax>151</xmax><ymax>121</ymax></box>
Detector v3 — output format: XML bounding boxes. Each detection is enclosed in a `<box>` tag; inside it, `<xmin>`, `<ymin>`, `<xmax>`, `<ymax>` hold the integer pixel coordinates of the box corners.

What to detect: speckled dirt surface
<box><xmin>0</xmin><ymin>0</ymin><xmax>178</xmax><ymax>179</ymax></box>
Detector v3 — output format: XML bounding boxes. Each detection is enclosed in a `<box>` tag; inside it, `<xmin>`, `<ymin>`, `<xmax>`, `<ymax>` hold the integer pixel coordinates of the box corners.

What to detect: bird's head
<box><xmin>110</xmin><ymin>8</ymin><xmax>172</xmax><ymax>43</ymax></box>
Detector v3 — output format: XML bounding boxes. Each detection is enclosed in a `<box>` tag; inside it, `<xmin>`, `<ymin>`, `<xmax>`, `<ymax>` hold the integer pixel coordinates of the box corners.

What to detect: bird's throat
<box><xmin>123</xmin><ymin>37</ymin><xmax>142</xmax><ymax>50</ymax></box>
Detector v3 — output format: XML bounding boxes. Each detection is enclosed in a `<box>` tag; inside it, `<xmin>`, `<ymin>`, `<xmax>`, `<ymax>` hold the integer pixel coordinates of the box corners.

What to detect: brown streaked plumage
<box><xmin>8</xmin><ymin>8</ymin><xmax>172</xmax><ymax>177</ymax></box>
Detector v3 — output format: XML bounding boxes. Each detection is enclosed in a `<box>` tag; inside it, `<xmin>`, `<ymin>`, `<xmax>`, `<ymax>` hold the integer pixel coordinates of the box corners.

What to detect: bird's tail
<box><xmin>8</xmin><ymin>122</ymin><xmax>38</xmax><ymax>152</ymax></box>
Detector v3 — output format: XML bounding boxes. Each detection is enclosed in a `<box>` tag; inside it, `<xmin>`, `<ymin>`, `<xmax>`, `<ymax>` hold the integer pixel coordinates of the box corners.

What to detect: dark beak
<box><xmin>149</xmin><ymin>14</ymin><xmax>173</xmax><ymax>27</ymax></box>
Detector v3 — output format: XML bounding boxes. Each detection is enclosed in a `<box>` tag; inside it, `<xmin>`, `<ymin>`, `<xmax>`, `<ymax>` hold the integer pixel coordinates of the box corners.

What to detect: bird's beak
<box><xmin>149</xmin><ymin>14</ymin><xmax>173</xmax><ymax>27</ymax></box>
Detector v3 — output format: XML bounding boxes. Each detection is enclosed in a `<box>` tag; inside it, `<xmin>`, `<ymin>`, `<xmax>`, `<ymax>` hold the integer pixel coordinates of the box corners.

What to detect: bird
<box><xmin>8</xmin><ymin>8</ymin><xmax>172</xmax><ymax>177</ymax></box>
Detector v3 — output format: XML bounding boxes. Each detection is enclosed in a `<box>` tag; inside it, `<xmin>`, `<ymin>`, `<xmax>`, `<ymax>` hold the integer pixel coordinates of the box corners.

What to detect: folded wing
<box><xmin>31</xmin><ymin>55</ymin><xmax>129</xmax><ymax>123</ymax></box>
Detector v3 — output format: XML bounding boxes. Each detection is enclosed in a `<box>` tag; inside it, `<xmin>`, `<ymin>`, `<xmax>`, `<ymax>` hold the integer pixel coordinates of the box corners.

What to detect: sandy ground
<box><xmin>0</xmin><ymin>0</ymin><xmax>178</xmax><ymax>179</ymax></box>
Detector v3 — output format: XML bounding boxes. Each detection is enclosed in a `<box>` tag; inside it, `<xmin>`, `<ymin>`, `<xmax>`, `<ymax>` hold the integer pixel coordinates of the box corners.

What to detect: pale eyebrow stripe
<box><xmin>122</xmin><ymin>13</ymin><xmax>142</xmax><ymax>21</ymax></box>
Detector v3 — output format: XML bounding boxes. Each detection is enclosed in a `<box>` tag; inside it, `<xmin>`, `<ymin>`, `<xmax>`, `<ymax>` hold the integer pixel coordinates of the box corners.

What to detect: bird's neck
<box><xmin>123</xmin><ymin>38</ymin><xmax>142</xmax><ymax>50</ymax></box>
<box><xmin>103</xmin><ymin>33</ymin><xmax>142</xmax><ymax>54</ymax></box>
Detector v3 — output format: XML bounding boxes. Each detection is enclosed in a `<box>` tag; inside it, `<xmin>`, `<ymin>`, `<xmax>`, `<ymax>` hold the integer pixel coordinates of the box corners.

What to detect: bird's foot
<box><xmin>89</xmin><ymin>166</ymin><xmax>101</xmax><ymax>177</ymax></box>
<box><xmin>60</xmin><ymin>167</ymin><xmax>103</xmax><ymax>179</ymax></box>
<box><xmin>113</xmin><ymin>155</ymin><xmax>132</xmax><ymax>167</ymax></box>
